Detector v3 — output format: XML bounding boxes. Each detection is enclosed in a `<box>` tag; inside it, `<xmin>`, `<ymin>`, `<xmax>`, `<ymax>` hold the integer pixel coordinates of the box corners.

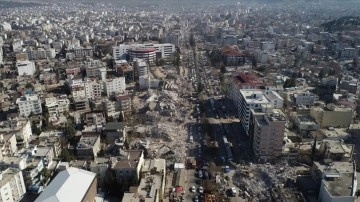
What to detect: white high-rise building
<box><xmin>103</xmin><ymin>77</ymin><xmax>126</xmax><ymax>96</ymax></box>
<box><xmin>237</xmin><ymin>90</ymin><xmax>271</xmax><ymax>134</ymax></box>
<box><xmin>16</xmin><ymin>61</ymin><xmax>36</xmax><ymax>76</ymax></box>
<box><xmin>0</xmin><ymin>168</ymin><xmax>26</xmax><ymax>201</ymax></box>
<box><xmin>133</xmin><ymin>58</ymin><xmax>148</xmax><ymax>77</ymax></box>
<box><xmin>84</xmin><ymin>79</ymin><xmax>103</xmax><ymax>100</ymax></box>
<box><xmin>16</xmin><ymin>95</ymin><xmax>42</xmax><ymax>117</ymax></box>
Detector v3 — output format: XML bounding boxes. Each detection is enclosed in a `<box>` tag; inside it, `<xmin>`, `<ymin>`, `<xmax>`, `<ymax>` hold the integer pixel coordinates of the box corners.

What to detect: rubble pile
<box><xmin>232</xmin><ymin>163</ymin><xmax>297</xmax><ymax>198</ymax></box>
<box><xmin>131</xmin><ymin>87</ymin><xmax>192</xmax><ymax>165</ymax></box>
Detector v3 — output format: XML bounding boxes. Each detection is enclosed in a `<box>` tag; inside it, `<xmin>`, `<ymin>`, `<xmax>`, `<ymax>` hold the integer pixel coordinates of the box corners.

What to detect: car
<box><xmin>198</xmin><ymin>186</ymin><xmax>204</xmax><ymax>193</ymax></box>
<box><xmin>193</xmin><ymin>196</ymin><xmax>199</xmax><ymax>202</ymax></box>
<box><xmin>230</xmin><ymin>187</ymin><xmax>237</xmax><ymax>197</ymax></box>
<box><xmin>198</xmin><ymin>170</ymin><xmax>203</xmax><ymax>178</ymax></box>
<box><xmin>224</xmin><ymin>166</ymin><xmax>230</xmax><ymax>173</ymax></box>
<box><xmin>190</xmin><ymin>186</ymin><xmax>196</xmax><ymax>193</ymax></box>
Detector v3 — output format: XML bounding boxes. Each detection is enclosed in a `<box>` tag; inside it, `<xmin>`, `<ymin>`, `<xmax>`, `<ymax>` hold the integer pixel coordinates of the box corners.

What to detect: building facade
<box><xmin>16</xmin><ymin>95</ymin><xmax>43</xmax><ymax>117</ymax></box>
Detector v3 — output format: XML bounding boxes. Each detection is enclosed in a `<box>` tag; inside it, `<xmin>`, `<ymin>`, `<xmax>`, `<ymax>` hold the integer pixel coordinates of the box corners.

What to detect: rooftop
<box><xmin>104</xmin><ymin>122</ymin><xmax>125</xmax><ymax>131</ymax></box>
<box><xmin>35</xmin><ymin>167</ymin><xmax>96</xmax><ymax>202</ymax></box>
<box><xmin>0</xmin><ymin>168</ymin><xmax>22</xmax><ymax>188</ymax></box>
<box><xmin>240</xmin><ymin>89</ymin><xmax>270</xmax><ymax>104</ymax></box>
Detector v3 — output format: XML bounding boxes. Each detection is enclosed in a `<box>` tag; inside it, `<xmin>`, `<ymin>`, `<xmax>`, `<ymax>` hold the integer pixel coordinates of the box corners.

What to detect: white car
<box><xmin>198</xmin><ymin>186</ymin><xmax>204</xmax><ymax>194</ymax></box>
<box><xmin>190</xmin><ymin>186</ymin><xmax>196</xmax><ymax>193</ymax></box>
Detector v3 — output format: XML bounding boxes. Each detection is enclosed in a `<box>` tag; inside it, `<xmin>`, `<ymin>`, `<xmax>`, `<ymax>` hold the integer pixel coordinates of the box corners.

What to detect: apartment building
<box><xmin>23</xmin><ymin>158</ymin><xmax>44</xmax><ymax>190</ymax></box>
<box><xmin>123</xmin><ymin>158</ymin><xmax>166</xmax><ymax>201</ymax></box>
<box><xmin>0</xmin><ymin>134</ymin><xmax>17</xmax><ymax>159</ymax></box>
<box><xmin>110</xmin><ymin>150</ymin><xmax>144</xmax><ymax>182</ymax></box>
<box><xmin>292</xmin><ymin>92</ymin><xmax>319</xmax><ymax>106</ymax></box>
<box><xmin>103</xmin><ymin>77</ymin><xmax>126</xmax><ymax>96</ymax></box>
<box><xmin>71</xmin><ymin>85</ymin><xmax>86</xmax><ymax>100</ymax></box>
<box><xmin>16</xmin><ymin>60</ymin><xmax>36</xmax><ymax>76</ymax></box>
<box><xmin>0</xmin><ymin>168</ymin><xmax>26</xmax><ymax>202</ymax></box>
<box><xmin>45</xmin><ymin>96</ymin><xmax>70</xmax><ymax>116</ymax></box>
<box><xmin>115</xmin><ymin>94</ymin><xmax>132</xmax><ymax>114</ymax></box>
<box><xmin>133</xmin><ymin>58</ymin><xmax>149</xmax><ymax>77</ymax></box>
<box><xmin>26</xmin><ymin>47</ymin><xmax>56</xmax><ymax>60</ymax></box>
<box><xmin>71</xmin><ymin>134</ymin><xmax>100</xmax><ymax>159</ymax></box>
<box><xmin>16</xmin><ymin>94</ymin><xmax>43</xmax><ymax>117</ymax></box>
<box><xmin>312</xmin><ymin>161</ymin><xmax>357</xmax><ymax>202</ymax></box>
<box><xmin>236</xmin><ymin>90</ymin><xmax>271</xmax><ymax>135</ymax></box>
<box><xmin>252</xmin><ymin>110</ymin><xmax>286</xmax><ymax>160</ymax></box>
<box><xmin>102</xmin><ymin>100</ymin><xmax>120</xmax><ymax>118</ymax></box>
<box><xmin>310</xmin><ymin>104</ymin><xmax>353</xmax><ymax>128</ymax></box>
<box><xmin>254</xmin><ymin>49</ymin><xmax>269</xmax><ymax>64</ymax></box>
<box><xmin>115</xmin><ymin>62</ymin><xmax>134</xmax><ymax>83</ymax></box>
<box><xmin>0</xmin><ymin>118</ymin><xmax>32</xmax><ymax>148</ymax></box>
<box><xmin>84</xmin><ymin>79</ymin><xmax>103</xmax><ymax>100</ymax></box>
<box><xmin>84</xmin><ymin>112</ymin><xmax>106</xmax><ymax>127</ymax></box>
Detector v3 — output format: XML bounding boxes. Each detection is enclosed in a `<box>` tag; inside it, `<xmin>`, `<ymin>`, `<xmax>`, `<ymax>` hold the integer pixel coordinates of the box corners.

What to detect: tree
<box><xmin>311</xmin><ymin>136</ymin><xmax>317</xmax><ymax>161</ymax></box>
<box><xmin>60</xmin><ymin>148</ymin><xmax>74</xmax><ymax>162</ymax></box>
<box><xmin>220</xmin><ymin>65</ymin><xmax>226</xmax><ymax>73</ymax></box>
<box><xmin>318</xmin><ymin>68</ymin><xmax>327</xmax><ymax>79</ymax></box>
<box><xmin>283</xmin><ymin>78</ymin><xmax>296</xmax><ymax>88</ymax></box>
<box><xmin>25</xmin><ymin>83</ymin><xmax>34</xmax><ymax>90</ymax></box>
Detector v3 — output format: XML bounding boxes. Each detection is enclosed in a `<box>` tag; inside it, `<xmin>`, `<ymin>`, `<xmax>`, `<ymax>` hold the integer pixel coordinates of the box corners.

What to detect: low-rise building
<box><xmin>16</xmin><ymin>60</ymin><xmax>36</xmax><ymax>76</ymax></box>
<box><xmin>123</xmin><ymin>158</ymin><xmax>166</xmax><ymax>202</ymax></box>
<box><xmin>84</xmin><ymin>112</ymin><xmax>106</xmax><ymax>127</ymax></box>
<box><xmin>292</xmin><ymin>92</ymin><xmax>319</xmax><ymax>106</ymax></box>
<box><xmin>110</xmin><ymin>150</ymin><xmax>144</xmax><ymax>182</ymax></box>
<box><xmin>310</xmin><ymin>104</ymin><xmax>353</xmax><ymax>128</ymax></box>
<box><xmin>103</xmin><ymin>122</ymin><xmax>126</xmax><ymax>146</ymax></box>
<box><xmin>35</xmin><ymin>167</ymin><xmax>97</xmax><ymax>202</ymax></box>
<box><xmin>16</xmin><ymin>94</ymin><xmax>43</xmax><ymax>117</ymax></box>
<box><xmin>311</xmin><ymin>160</ymin><xmax>357</xmax><ymax>202</ymax></box>
<box><xmin>71</xmin><ymin>134</ymin><xmax>101</xmax><ymax>159</ymax></box>
<box><xmin>45</xmin><ymin>96</ymin><xmax>70</xmax><ymax>116</ymax></box>
<box><xmin>293</xmin><ymin>115</ymin><xmax>320</xmax><ymax>136</ymax></box>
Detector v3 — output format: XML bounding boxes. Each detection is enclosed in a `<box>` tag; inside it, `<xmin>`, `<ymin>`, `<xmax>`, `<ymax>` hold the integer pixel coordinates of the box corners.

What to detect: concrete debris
<box><xmin>131</xmin><ymin>86</ymin><xmax>192</xmax><ymax>166</ymax></box>
<box><xmin>232</xmin><ymin>163</ymin><xmax>297</xmax><ymax>199</ymax></box>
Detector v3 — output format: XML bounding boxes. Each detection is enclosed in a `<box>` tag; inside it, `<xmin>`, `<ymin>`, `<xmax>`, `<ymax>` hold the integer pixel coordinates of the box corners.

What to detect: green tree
<box><xmin>25</xmin><ymin>83</ymin><xmax>34</xmax><ymax>90</ymax></box>
<box><xmin>220</xmin><ymin>65</ymin><xmax>226</xmax><ymax>73</ymax></box>
<box><xmin>318</xmin><ymin>68</ymin><xmax>327</xmax><ymax>79</ymax></box>
<box><xmin>60</xmin><ymin>148</ymin><xmax>74</xmax><ymax>162</ymax></box>
<box><xmin>283</xmin><ymin>78</ymin><xmax>296</xmax><ymax>88</ymax></box>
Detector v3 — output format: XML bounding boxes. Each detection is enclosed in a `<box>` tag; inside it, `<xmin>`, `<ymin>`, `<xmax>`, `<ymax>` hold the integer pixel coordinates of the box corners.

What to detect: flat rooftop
<box><xmin>240</xmin><ymin>89</ymin><xmax>270</xmax><ymax>104</ymax></box>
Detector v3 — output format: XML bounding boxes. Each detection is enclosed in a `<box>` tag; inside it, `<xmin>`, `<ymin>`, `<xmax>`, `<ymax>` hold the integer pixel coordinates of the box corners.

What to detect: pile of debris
<box><xmin>232</xmin><ymin>163</ymin><xmax>298</xmax><ymax>199</ymax></box>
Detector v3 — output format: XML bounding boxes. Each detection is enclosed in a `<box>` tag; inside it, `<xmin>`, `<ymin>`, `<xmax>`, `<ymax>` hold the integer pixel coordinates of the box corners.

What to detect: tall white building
<box><xmin>16</xmin><ymin>61</ymin><xmax>36</xmax><ymax>76</ymax></box>
<box><xmin>103</xmin><ymin>77</ymin><xmax>126</xmax><ymax>96</ymax></box>
<box><xmin>0</xmin><ymin>168</ymin><xmax>26</xmax><ymax>201</ymax></box>
<box><xmin>16</xmin><ymin>95</ymin><xmax>42</xmax><ymax>117</ymax></box>
<box><xmin>113</xmin><ymin>43</ymin><xmax>175</xmax><ymax>60</ymax></box>
<box><xmin>237</xmin><ymin>90</ymin><xmax>271</xmax><ymax>134</ymax></box>
<box><xmin>133</xmin><ymin>58</ymin><xmax>148</xmax><ymax>77</ymax></box>
<box><xmin>84</xmin><ymin>79</ymin><xmax>103</xmax><ymax>100</ymax></box>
